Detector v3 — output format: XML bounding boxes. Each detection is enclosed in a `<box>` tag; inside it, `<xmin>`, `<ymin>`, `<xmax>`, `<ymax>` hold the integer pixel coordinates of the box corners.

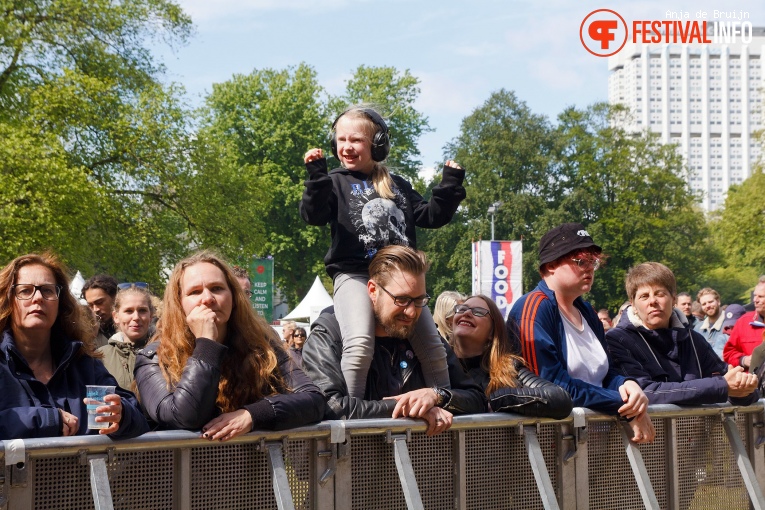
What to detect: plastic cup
<box><xmin>86</xmin><ymin>385</ymin><xmax>115</xmax><ymax>429</ymax></box>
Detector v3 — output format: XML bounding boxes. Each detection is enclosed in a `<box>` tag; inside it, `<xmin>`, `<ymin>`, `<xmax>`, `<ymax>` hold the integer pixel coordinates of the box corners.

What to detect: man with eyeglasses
<box><xmin>302</xmin><ymin>245</ymin><xmax>485</xmax><ymax>436</ymax></box>
<box><xmin>82</xmin><ymin>274</ymin><xmax>119</xmax><ymax>348</ymax></box>
<box><xmin>509</xmin><ymin>223</ymin><xmax>655</xmax><ymax>444</ymax></box>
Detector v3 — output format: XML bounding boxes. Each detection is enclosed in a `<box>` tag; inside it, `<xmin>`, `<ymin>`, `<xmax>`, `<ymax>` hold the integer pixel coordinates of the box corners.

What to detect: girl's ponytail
<box><xmin>371</xmin><ymin>163</ymin><xmax>395</xmax><ymax>200</ymax></box>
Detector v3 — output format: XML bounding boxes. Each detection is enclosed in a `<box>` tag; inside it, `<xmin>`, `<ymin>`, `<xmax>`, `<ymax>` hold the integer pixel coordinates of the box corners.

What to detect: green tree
<box><xmin>713</xmin><ymin>169</ymin><xmax>765</xmax><ymax>271</ymax></box>
<box><xmin>422</xmin><ymin>96</ymin><xmax>714</xmax><ymax>311</ymax></box>
<box><xmin>0</xmin><ymin>0</ymin><xmax>194</xmax><ymax>287</ymax></box>
<box><xmin>199</xmin><ymin>64</ymin><xmax>329</xmax><ymax>304</ymax></box>
<box><xmin>552</xmin><ymin>104</ymin><xmax>716</xmax><ymax>310</ymax></box>
<box><xmin>421</xmin><ymin>90</ymin><xmax>558</xmax><ymax>296</ymax></box>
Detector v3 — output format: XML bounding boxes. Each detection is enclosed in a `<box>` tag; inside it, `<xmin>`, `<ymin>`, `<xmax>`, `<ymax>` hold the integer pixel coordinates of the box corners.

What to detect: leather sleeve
<box><xmin>489</xmin><ymin>366</ymin><xmax>573</xmax><ymax>420</ymax></box>
<box><xmin>134</xmin><ymin>339</ymin><xmax>226</xmax><ymax>430</ymax></box>
<box><xmin>301</xmin><ymin>314</ymin><xmax>396</xmax><ymax>420</ymax></box>
<box><xmin>243</xmin><ymin>344</ymin><xmax>326</xmax><ymax>430</ymax></box>
<box><xmin>439</xmin><ymin>341</ymin><xmax>488</xmax><ymax>415</ymax></box>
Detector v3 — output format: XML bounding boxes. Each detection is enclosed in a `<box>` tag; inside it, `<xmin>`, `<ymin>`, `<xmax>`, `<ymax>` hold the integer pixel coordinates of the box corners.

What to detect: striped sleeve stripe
<box><xmin>520</xmin><ymin>291</ymin><xmax>546</xmax><ymax>375</ymax></box>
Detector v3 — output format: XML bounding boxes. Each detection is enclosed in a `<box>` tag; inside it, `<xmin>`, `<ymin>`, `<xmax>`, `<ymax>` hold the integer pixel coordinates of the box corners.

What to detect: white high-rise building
<box><xmin>608</xmin><ymin>27</ymin><xmax>765</xmax><ymax>211</ymax></box>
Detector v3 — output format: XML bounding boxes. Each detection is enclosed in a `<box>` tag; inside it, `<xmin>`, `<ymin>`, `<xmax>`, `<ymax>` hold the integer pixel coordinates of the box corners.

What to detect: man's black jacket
<box><xmin>302</xmin><ymin>309</ymin><xmax>486</xmax><ymax>420</ymax></box>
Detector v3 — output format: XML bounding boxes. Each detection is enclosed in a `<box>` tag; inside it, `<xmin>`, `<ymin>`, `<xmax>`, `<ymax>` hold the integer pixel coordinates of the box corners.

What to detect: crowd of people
<box><xmin>2</xmin><ymin>104</ymin><xmax>763</xmax><ymax>447</ymax></box>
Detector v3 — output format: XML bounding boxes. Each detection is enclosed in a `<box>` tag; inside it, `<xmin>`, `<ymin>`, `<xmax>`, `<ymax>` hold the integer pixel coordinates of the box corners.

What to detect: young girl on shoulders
<box><xmin>300</xmin><ymin>104</ymin><xmax>466</xmax><ymax>398</ymax></box>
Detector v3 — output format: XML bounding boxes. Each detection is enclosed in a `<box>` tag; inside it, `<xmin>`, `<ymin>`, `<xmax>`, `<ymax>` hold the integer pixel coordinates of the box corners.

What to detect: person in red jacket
<box><xmin>723</xmin><ymin>281</ymin><xmax>765</xmax><ymax>369</ymax></box>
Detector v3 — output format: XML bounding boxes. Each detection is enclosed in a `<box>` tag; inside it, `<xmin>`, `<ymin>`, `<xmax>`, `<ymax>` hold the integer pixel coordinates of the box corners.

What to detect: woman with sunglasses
<box><xmin>451</xmin><ymin>296</ymin><xmax>572</xmax><ymax>418</ymax></box>
<box><xmin>288</xmin><ymin>327</ymin><xmax>307</xmax><ymax>367</ymax></box>
<box><xmin>0</xmin><ymin>253</ymin><xmax>148</xmax><ymax>439</ymax></box>
<box><xmin>509</xmin><ymin>223</ymin><xmax>655</xmax><ymax>443</ymax></box>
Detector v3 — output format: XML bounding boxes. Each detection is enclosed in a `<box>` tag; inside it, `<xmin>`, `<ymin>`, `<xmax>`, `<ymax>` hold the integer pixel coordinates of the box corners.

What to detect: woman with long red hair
<box><xmin>135</xmin><ymin>251</ymin><xmax>325</xmax><ymax>441</ymax></box>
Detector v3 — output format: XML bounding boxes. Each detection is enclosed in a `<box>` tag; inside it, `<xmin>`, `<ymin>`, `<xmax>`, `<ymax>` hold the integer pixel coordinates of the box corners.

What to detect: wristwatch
<box><xmin>432</xmin><ymin>387</ymin><xmax>451</xmax><ymax>408</ymax></box>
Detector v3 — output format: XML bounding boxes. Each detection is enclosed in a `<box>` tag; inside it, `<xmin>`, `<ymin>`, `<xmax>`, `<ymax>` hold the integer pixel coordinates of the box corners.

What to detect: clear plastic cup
<box><xmin>86</xmin><ymin>385</ymin><xmax>115</xmax><ymax>429</ymax></box>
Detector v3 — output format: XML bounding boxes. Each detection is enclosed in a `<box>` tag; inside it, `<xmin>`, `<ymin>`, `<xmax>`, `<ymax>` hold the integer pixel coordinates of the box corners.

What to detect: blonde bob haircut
<box><xmin>156</xmin><ymin>251</ymin><xmax>285</xmax><ymax>413</ymax></box>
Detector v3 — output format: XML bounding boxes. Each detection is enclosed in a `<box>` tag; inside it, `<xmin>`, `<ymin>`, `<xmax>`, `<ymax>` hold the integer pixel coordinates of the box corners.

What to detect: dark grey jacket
<box><xmin>134</xmin><ymin>337</ymin><xmax>325</xmax><ymax>431</ymax></box>
<box><xmin>302</xmin><ymin>309</ymin><xmax>486</xmax><ymax>419</ymax></box>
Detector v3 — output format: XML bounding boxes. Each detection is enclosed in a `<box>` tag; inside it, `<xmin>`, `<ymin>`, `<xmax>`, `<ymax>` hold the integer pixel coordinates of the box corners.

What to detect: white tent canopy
<box><xmin>282</xmin><ymin>276</ymin><xmax>333</xmax><ymax>324</ymax></box>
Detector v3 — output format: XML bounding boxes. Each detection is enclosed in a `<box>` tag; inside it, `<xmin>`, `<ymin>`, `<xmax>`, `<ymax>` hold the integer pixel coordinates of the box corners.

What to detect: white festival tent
<box><xmin>282</xmin><ymin>276</ymin><xmax>333</xmax><ymax>325</ymax></box>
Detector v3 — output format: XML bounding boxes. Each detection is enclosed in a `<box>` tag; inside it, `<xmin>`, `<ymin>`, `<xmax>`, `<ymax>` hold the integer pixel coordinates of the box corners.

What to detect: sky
<box><xmin>153</xmin><ymin>0</ymin><xmax>765</xmax><ymax>176</ymax></box>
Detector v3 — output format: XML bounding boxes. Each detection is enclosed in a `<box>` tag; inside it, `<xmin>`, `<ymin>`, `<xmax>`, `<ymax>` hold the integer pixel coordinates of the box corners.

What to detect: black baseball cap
<box><xmin>538</xmin><ymin>223</ymin><xmax>601</xmax><ymax>268</ymax></box>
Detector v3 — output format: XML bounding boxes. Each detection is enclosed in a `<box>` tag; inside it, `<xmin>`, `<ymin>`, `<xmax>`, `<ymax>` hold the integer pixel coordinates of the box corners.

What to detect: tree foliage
<box><xmin>421</xmin><ymin>94</ymin><xmax>714</xmax><ymax>310</ymax></box>
<box><xmin>713</xmin><ymin>169</ymin><xmax>765</xmax><ymax>271</ymax></box>
<box><xmin>0</xmin><ymin>0</ymin><xmax>193</xmax><ymax>288</ymax></box>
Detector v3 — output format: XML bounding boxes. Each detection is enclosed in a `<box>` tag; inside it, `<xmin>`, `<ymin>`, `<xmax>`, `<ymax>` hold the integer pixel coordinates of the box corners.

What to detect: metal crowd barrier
<box><xmin>3</xmin><ymin>402</ymin><xmax>765</xmax><ymax>510</ymax></box>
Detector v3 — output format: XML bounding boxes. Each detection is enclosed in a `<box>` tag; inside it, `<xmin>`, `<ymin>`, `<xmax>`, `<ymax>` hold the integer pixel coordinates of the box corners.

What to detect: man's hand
<box><xmin>387</xmin><ymin>388</ymin><xmax>438</xmax><ymax>419</ymax></box>
<box><xmin>421</xmin><ymin>407</ymin><xmax>453</xmax><ymax>436</ymax></box>
<box><xmin>618</xmin><ymin>380</ymin><xmax>648</xmax><ymax>419</ymax></box>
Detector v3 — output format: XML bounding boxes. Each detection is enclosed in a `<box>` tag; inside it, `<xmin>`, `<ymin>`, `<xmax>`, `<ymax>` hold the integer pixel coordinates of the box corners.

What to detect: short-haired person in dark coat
<box><xmin>606</xmin><ymin>262</ymin><xmax>759</xmax><ymax>406</ymax></box>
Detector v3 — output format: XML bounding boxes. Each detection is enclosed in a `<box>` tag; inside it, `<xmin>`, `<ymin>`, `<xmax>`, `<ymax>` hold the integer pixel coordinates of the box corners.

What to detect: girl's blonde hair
<box><xmin>155</xmin><ymin>251</ymin><xmax>285</xmax><ymax>413</ymax></box>
<box><xmin>434</xmin><ymin>290</ymin><xmax>466</xmax><ymax>341</ymax></box>
<box><xmin>334</xmin><ymin>105</ymin><xmax>396</xmax><ymax>200</ymax></box>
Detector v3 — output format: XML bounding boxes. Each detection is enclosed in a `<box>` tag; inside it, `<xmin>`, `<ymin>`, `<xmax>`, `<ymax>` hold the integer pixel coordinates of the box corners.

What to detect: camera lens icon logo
<box><xmin>580</xmin><ymin>9</ymin><xmax>628</xmax><ymax>57</ymax></box>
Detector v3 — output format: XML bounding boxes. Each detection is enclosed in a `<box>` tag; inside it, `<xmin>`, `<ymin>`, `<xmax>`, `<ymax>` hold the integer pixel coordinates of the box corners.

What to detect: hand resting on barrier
<box><xmin>725</xmin><ymin>366</ymin><xmax>759</xmax><ymax>398</ymax></box>
<box><xmin>628</xmin><ymin>413</ymin><xmax>655</xmax><ymax>444</ymax></box>
<box><xmin>202</xmin><ymin>409</ymin><xmax>253</xmax><ymax>441</ymax></box>
<box><xmin>618</xmin><ymin>380</ymin><xmax>648</xmax><ymax>419</ymax></box>
<box><xmin>59</xmin><ymin>409</ymin><xmax>79</xmax><ymax>437</ymax></box>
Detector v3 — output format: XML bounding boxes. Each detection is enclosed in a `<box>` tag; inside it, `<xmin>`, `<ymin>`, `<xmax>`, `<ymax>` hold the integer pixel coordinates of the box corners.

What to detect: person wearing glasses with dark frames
<box><xmin>451</xmin><ymin>296</ymin><xmax>572</xmax><ymax>419</ymax></box>
<box><xmin>0</xmin><ymin>253</ymin><xmax>148</xmax><ymax>440</ymax></box>
<box><xmin>509</xmin><ymin>223</ymin><xmax>655</xmax><ymax>443</ymax></box>
<box><xmin>302</xmin><ymin>245</ymin><xmax>485</xmax><ymax>436</ymax></box>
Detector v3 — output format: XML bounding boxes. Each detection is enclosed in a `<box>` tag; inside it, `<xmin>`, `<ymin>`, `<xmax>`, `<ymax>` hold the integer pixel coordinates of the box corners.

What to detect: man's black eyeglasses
<box><xmin>13</xmin><ymin>284</ymin><xmax>62</xmax><ymax>301</ymax></box>
<box><xmin>378</xmin><ymin>285</ymin><xmax>430</xmax><ymax>308</ymax></box>
<box><xmin>453</xmin><ymin>304</ymin><xmax>490</xmax><ymax>317</ymax></box>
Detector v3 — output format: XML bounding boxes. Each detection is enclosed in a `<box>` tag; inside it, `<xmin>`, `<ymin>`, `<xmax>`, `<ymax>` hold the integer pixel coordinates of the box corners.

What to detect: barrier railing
<box><xmin>2</xmin><ymin>402</ymin><xmax>765</xmax><ymax>510</ymax></box>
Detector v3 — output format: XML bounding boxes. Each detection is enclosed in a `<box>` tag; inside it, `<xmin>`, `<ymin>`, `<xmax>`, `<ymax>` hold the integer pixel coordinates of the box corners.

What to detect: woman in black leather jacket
<box><xmin>134</xmin><ymin>251</ymin><xmax>325</xmax><ymax>441</ymax></box>
<box><xmin>452</xmin><ymin>295</ymin><xmax>572</xmax><ymax>419</ymax></box>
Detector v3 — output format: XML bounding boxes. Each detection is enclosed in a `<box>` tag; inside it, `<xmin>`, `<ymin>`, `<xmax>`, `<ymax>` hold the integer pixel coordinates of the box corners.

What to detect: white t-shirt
<box><xmin>561</xmin><ymin>311</ymin><xmax>609</xmax><ymax>387</ymax></box>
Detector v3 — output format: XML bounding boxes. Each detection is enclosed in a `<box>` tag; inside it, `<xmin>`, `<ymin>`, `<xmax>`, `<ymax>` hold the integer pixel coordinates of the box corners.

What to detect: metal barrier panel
<box><xmin>350</xmin><ymin>432</ymin><xmax>453</xmax><ymax>510</ymax></box>
<box><xmin>4</xmin><ymin>405</ymin><xmax>765</xmax><ymax>510</ymax></box>
<box><xmin>32</xmin><ymin>449</ymin><xmax>175</xmax><ymax>510</ymax></box>
<box><xmin>463</xmin><ymin>424</ymin><xmax>560</xmax><ymax>509</ymax></box>
<box><xmin>188</xmin><ymin>439</ymin><xmax>312</xmax><ymax>510</ymax></box>
<box><xmin>586</xmin><ymin>420</ymin><xmax>668</xmax><ymax>510</ymax></box>
<box><xmin>675</xmin><ymin>414</ymin><xmax>749</xmax><ymax>510</ymax></box>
